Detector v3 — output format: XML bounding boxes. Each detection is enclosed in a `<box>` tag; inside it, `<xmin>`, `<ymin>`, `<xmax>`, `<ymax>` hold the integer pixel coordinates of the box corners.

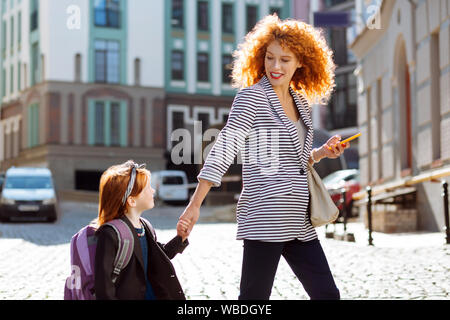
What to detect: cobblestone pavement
<box><xmin>0</xmin><ymin>201</ymin><xmax>449</xmax><ymax>300</ymax></box>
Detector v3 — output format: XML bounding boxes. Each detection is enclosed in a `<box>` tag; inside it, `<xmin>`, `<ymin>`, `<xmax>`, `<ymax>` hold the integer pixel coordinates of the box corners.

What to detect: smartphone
<box><xmin>328</xmin><ymin>133</ymin><xmax>361</xmax><ymax>150</ymax></box>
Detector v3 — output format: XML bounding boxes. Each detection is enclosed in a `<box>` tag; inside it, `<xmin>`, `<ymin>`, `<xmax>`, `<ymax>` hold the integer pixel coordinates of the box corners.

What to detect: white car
<box><xmin>150</xmin><ymin>170</ymin><xmax>189</xmax><ymax>204</ymax></box>
<box><xmin>0</xmin><ymin>167</ymin><xmax>59</xmax><ymax>222</ymax></box>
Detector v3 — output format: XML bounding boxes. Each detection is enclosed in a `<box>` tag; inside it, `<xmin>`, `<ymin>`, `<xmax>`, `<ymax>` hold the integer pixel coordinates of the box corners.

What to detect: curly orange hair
<box><xmin>231</xmin><ymin>14</ymin><xmax>336</xmax><ymax>105</ymax></box>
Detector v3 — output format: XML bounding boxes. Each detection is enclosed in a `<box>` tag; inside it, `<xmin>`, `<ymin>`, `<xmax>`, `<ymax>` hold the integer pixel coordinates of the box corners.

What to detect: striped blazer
<box><xmin>197</xmin><ymin>75</ymin><xmax>317</xmax><ymax>242</ymax></box>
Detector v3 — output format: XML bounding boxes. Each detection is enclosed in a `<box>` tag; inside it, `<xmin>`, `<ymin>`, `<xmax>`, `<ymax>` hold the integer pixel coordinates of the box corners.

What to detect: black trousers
<box><xmin>238</xmin><ymin>238</ymin><xmax>340</xmax><ymax>300</ymax></box>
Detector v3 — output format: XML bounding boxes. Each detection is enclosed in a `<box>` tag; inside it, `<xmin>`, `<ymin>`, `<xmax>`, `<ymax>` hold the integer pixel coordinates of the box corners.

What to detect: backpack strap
<box><xmin>140</xmin><ymin>217</ymin><xmax>156</xmax><ymax>241</ymax></box>
<box><xmin>103</xmin><ymin>219</ymin><xmax>134</xmax><ymax>284</ymax></box>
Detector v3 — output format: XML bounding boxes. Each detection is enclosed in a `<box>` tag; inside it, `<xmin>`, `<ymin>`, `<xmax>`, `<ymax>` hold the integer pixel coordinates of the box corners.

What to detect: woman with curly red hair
<box><xmin>179</xmin><ymin>15</ymin><xmax>349</xmax><ymax>300</ymax></box>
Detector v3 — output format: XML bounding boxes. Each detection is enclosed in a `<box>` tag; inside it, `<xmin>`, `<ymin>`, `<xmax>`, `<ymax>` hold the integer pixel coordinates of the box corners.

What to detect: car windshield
<box><xmin>323</xmin><ymin>170</ymin><xmax>358</xmax><ymax>185</ymax></box>
<box><xmin>162</xmin><ymin>176</ymin><xmax>183</xmax><ymax>185</ymax></box>
<box><xmin>4</xmin><ymin>176</ymin><xmax>53</xmax><ymax>189</ymax></box>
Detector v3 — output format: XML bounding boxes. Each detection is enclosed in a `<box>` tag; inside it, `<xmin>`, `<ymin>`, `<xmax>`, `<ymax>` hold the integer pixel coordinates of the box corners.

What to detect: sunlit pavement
<box><xmin>0</xmin><ymin>201</ymin><xmax>448</xmax><ymax>300</ymax></box>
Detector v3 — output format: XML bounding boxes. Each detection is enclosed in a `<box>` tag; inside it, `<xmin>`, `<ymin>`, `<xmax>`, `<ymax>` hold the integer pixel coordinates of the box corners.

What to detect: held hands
<box><xmin>177</xmin><ymin>202</ymin><xmax>201</xmax><ymax>240</ymax></box>
<box><xmin>177</xmin><ymin>218</ymin><xmax>191</xmax><ymax>242</ymax></box>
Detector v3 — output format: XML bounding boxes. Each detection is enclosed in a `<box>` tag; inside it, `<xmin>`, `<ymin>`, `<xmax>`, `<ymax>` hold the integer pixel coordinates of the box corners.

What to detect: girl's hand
<box><xmin>321</xmin><ymin>135</ymin><xmax>350</xmax><ymax>159</ymax></box>
<box><xmin>177</xmin><ymin>218</ymin><xmax>191</xmax><ymax>242</ymax></box>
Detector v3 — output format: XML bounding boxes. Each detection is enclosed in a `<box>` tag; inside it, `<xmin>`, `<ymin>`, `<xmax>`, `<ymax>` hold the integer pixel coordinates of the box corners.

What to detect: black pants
<box><xmin>239</xmin><ymin>238</ymin><xmax>340</xmax><ymax>300</ymax></box>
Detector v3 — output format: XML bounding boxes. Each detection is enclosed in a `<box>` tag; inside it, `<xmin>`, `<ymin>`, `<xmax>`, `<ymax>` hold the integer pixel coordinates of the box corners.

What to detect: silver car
<box><xmin>0</xmin><ymin>167</ymin><xmax>59</xmax><ymax>222</ymax></box>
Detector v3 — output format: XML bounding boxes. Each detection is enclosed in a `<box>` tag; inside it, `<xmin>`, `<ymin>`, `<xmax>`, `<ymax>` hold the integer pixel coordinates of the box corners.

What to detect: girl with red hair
<box><xmin>94</xmin><ymin>160</ymin><xmax>190</xmax><ymax>300</ymax></box>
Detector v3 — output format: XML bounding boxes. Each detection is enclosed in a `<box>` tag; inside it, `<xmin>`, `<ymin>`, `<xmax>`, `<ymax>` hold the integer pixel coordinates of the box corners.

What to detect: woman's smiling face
<box><xmin>264</xmin><ymin>40</ymin><xmax>301</xmax><ymax>88</ymax></box>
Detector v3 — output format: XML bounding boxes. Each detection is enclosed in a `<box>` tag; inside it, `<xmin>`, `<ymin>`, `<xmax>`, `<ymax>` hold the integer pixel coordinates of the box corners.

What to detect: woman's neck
<box><xmin>272</xmin><ymin>84</ymin><xmax>291</xmax><ymax>104</ymax></box>
<box><xmin>124</xmin><ymin>209</ymin><xmax>143</xmax><ymax>228</ymax></box>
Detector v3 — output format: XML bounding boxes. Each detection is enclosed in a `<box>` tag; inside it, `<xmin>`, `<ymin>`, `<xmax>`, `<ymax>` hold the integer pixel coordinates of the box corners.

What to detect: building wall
<box><xmin>352</xmin><ymin>0</ymin><xmax>450</xmax><ymax>231</ymax></box>
<box><xmin>0</xmin><ymin>0</ymin><xmax>168</xmax><ymax>191</ymax></box>
<box><xmin>127</xmin><ymin>0</ymin><xmax>164</xmax><ymax>88</ymax></box>
<box><xmin>164</xmin><ymin>0</ymin><xmax>291</xmax><ymax>97</ymax></box>
<box><xmin>40</xmin><ymin>0</ymin><xmax>90</xmax><ymax>83</ymax></box>
<box><xmin>1</xmin><ymin>0</ymin><xmax>31</xmax><ymax>103</ymax></box>
<box><xmin>0</xmin><ymin>80</ymin><xmax>166</xmax><ymax>190</ymax></box>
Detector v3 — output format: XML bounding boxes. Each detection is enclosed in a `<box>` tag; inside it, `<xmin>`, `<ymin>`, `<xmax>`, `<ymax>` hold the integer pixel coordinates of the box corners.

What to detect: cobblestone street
<box><xmin>0</xmin><ymin>201</ymin><xmax>449</xmax><ymax>300</ymax></box>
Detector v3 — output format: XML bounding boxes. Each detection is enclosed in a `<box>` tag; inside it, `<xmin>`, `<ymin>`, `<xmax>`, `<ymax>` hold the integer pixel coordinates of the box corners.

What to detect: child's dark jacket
<box><xmin>94</xmin><ymin>215</ymin><xmax>188</xmax><ymax>300</ymax></box>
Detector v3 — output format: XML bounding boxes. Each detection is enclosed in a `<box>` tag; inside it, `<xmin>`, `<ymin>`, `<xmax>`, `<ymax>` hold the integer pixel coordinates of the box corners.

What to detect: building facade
<box><xmin>0</xmin><ymin>0</ymin><xmax>294</xmax><ymax>191</ymax></box>
<box><xmin>163</xmin><ymin>0</ymin><xmax>292</xmax><ymax>181</ymax></box>
<box><xmin>0</xmin><ymin>0</ymin><xmax>166</xmax><ymax>191</ymax></box>
<box><xmin>291</xmin><ymin>0</ymin><xmax>360</xmax><ymax>173</ymax></box>
<box><xmin>350</xmin><ymin>0</ymin><xmax>450</xmax><ymax>231</ymax></box>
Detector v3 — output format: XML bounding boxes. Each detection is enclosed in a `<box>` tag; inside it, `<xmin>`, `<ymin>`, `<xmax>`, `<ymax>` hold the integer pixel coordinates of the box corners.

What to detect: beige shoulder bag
<box><xmin>307</xmin><ymin>162</ymin><xmax>339</xmax><ymax>227</ymax></box>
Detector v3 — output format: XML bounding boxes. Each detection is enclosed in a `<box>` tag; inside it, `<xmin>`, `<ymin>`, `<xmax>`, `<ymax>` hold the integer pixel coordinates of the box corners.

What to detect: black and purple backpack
<box><xmin>64</xmin><ymin>218</ymin><xmax>154</xmax><ymax>300</ymax></box>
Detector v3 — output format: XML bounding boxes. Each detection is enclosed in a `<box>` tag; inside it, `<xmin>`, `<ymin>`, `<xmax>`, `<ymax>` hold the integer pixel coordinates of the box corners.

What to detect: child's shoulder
<box><xmin>140</xmin><ymin>217</ymin><xmax>157</xmax><ymax>239</ymax></box>
<box><xmin>95</xmin><ymin>221</ymin><xmax>119</xmax><ymax>239</ymax></box>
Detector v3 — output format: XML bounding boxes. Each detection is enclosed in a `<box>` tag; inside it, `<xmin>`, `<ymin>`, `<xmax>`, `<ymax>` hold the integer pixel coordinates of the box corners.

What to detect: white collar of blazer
<box><xmin>259</xmin><ymin>75</ymin><xmax>314</xmax><ymax>170</ymax></box>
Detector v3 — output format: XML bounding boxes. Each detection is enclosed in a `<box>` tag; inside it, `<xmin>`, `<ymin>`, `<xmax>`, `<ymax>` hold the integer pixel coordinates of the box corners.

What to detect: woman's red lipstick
<box><xmin>270</xmin><ymin>72</ymin><xmax>283</xmax><ymax>79</ymax></box>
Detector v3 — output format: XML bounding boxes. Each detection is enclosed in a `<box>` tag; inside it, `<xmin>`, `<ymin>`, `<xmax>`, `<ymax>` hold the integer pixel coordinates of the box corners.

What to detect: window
<box><xmin>197</xmin><ymin>113</ymin><xmax>210</xmax><ymax>133</ymax></box>
<box><xmin>172</xmin><ymin>111</ymin><xmax>184</xmax><ymax>131</ymax></box>
<box><xmin>269</xmin><ymin>7</ymin><xmax>281</xmax><ymax>17</ymax></box>
<box><xmin>246</xmin><ymin>5</ymin><xmax>257</xmax><ymax>32</ymax></box>
<box><xmin>5</xmin><ymin>176</ymin><xmax>53</xmax><ymax>189</ymax></box>
<box><xmin>10</xmin><ymin>65</ymin><xmax>13</xmax><ymax>94</ymax></box>
<box><xmin>10</xmin><ymin>16</ymin><xmax>13</xmax><ymax>53</ymax></box>
<box><xmin>1</xmin><ymin>20</ymin><xmax>6</xmax><ymax>57</ymax></box>
<box><xmin>94</xmin><ymin>0</ymin><xmax>120</xmax><ymax>28</ymax></box>
<box><xmin>23</xmin><ymin>63</ymin><xmax>27</xmax><ymax>88</ymax></box>
<box><xmin>30</xmin><ymin>0</ymin><xmax>38</xmax><ymax>31</ymax></box>
<box><xmin>326</xmin><ymin>72</ymin><xmax>357</xmax><ymax>130</ymax></box>
<box><xmin>171</xmin><ymin>50</ymin><xmax>184</xmax><ymax>80</ymax></box>
<box><xmin>162</xmin><ymin>176</ymin><xmax>183</xmax><ymax>185</ymax></box>
<box><xmin>222</xmin><ymin>113</ymin><xmax>229</xmax><ymax>124</ymax></box>
<box><xmin>197</xmin><ymin>1</ymin><xmax>208</xmax><ymax>31</ymax></box>
<box><xmin>94</xmin><ymin>101</ymin><xmax>105</xmax><ymax>145</ymax></box>
<box><xmin>197</xmin><ymin>53</ymin><xmax>209</xmax><ymax>82</ymax></box>
<box><xmin>89</xmin><ymin>100</ymin><xmax>127</xmax><ymax>146</ymax></box>
<box><xmin>171</xmin><ymin>111</ymin><xmax>184</xmax><ymax>148</ymax></box>
<box><xmin>171</xmin><ymin>0</ymin><xmax>183</xmax><ymax>28</ymax></box>
<box><xmin>111</xmin><ymin>102</ymin><xmax>120</xmax><ymax>146</ymax></box>
<box><xmin>110</xmin><ymin>101</ymin><xmax>120</xmax><ymax>145</ymax></box>
<box><xmin>94</xmin><ymin>39</ymin><xmax>120</xmax><ymax>83</ymax></box>
<box><xmin>222</xmin><ymin>54</ymin><xmax>232</xmax><ymax>84</ymax></box>
<box><xmin>222</xmin><ymin>3</ymin><xmax>233</xmax><ymax>33</ymax></box>
<box><xmin>325</xmin><ymin>0</ymin><xmax>348</xmax><ymax>7</ymax></box>
<box><xmin>31</xmin><ymin>42</ymin><xmax>39</xmax><ymax>85</ymax></box>
<box><xmin>17</xmin><ymin>11</ymin><xmax>21</xmax><ymax>48</ymax></box>
<box><xmin>17</xmin><ymin>61</ymin><xmax>21</xmax><ymax>91</ymax></box>
<box><xmin>28</xmin><ymin>103</ymin><xmax>39</xmax><ymax>148</ymax></box>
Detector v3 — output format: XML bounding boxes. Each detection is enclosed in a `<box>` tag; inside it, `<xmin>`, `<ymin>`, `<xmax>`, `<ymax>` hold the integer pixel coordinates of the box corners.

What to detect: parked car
<box><xmin>323</xmin><ymin>169</ymin><xmax>360</xmax><ymax>218</ymax></box>
<box><xmin>0</xmin><ymin>167</ymin><xmax>59</xmax><ymax>222</ymax></box>
<box><xmin>150</xmin><ymin>170</ymin><xmax>189</xmax><ymax>205</ymax></box>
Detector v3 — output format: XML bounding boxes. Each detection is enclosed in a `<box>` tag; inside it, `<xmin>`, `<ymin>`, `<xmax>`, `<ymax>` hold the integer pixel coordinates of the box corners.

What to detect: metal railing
<box><xmin>352</xmin><ymin>166</ymin><xmax>450</xmax><ymax>245</ymax></box>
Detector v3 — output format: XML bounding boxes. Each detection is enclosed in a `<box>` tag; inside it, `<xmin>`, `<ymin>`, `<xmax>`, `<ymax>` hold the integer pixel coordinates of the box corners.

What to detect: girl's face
<box><xmin>264</xmin><ymin>40</ymin><xmax>301</xmax><ymax>89</ymax></box>
<box><xmin>134</xmin><ymin>175</ymin><xmax>155</xmax><ymax>212</ymax></box>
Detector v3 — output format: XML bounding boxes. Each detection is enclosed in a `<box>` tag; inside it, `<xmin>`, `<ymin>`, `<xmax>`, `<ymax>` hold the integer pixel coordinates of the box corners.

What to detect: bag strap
<box><xmin>103</xmin><ymin>219</ymin><xmax>135</xmax><ymax>284</ymax></box>
<box><xmin>140</xmin><ymin>217</ymin><xmax>156</xmax><ymax>241</ymax></box>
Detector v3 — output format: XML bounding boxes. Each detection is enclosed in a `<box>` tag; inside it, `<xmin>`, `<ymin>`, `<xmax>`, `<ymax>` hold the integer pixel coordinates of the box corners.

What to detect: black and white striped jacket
<box><xmin>197</xmin><ymin>76</ymin><xmax>317</xmax><ymax>242</ymax></box>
